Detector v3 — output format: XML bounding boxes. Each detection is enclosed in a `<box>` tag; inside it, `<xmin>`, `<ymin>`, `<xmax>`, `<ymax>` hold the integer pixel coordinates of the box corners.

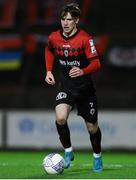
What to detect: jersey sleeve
<box><xmin>82</xmin><ymin>58</ymin><xmax>101</xmax><ymax>75</ymax></box>
<box><xmin>45</xmin><ymin>34</ymin><xmax>54</xmax><ymax>72</ymax></box>
<box><xmin>84</xmin><ymin>35</ymin><xmax>98</xmax><ymax>59</ymax></box>
<box><xmin>82</xmin><ymin>33</ymin><xmax>101</xmax><ymax>74</ymax></box>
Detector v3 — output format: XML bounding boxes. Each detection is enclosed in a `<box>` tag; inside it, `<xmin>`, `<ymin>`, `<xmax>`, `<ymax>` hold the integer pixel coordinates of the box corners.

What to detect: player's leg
<box><xmin>77</xmin><ymin>94</ymin><xmax>103</xmax><ymax>172</ymax></box>
<box><xmin>85</xmin><ymin>121</ymin><xmax>103</xmax><ymax>172</ymax></box>
<box><xmin>55</xmin><ymin>89</ymin><xmax>75</xmax><ymax>168</ymax></box>
<box><xmin>55</xmin><ymin>103</ymin><xmax>74</xmax><ymax>168</ymax></box>
<box><xmin>55</xmin><ymin>103</ymin><xmax>72</xmax><ymax>149</ymax></box>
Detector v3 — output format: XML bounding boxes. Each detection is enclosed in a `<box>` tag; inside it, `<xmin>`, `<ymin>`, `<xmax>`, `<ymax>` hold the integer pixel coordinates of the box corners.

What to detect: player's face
<box><xmin>61</xmin><ymin>12</ymin><xmax>79</xmax><ymax>36</ymax></box>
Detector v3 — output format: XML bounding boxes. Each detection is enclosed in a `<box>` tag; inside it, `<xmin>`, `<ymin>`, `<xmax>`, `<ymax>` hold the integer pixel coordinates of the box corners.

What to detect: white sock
<box><xmin>65</xmin><ymin>147</ymin><xmax>73</xmax><ymax>152</ymax></box>
<box><xmin>93</xmin><ymin>152</ymin><xmax>101</xmax><ymax>158</ymax></box>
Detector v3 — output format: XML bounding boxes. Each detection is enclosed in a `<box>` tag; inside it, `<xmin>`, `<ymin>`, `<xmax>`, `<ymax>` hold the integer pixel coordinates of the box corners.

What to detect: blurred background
<box><xmin>0</xmin><ymin>0</ymin><xmax>136</xmax><ymax>150</ymax></box>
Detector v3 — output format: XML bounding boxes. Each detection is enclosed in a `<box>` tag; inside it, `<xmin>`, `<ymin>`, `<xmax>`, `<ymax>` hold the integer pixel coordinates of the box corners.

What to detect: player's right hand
<box><xmin>45</xmin><ymin>71</ymin><xmax>56</xmax><ymax>85</ymax></box>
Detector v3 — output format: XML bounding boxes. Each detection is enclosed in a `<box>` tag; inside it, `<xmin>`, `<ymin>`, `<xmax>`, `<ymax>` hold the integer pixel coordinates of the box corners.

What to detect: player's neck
<box><xmin>63</xmin><ymin>27</ymin><xmax>77</xmax><ymax>38</ymax></box>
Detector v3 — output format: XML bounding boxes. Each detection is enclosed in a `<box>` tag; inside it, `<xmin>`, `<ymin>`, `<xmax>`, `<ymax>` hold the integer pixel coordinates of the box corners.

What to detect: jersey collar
<box><xmin>60</xmin><ymin>28</ymin><xmax>80</xmax><ymax>40</ymax></box>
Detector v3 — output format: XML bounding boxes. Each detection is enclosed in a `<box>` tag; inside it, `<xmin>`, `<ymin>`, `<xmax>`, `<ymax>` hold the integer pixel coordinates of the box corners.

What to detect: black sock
<box><xmin>56</xmin><ymin>121</ymin><xmax>71</xmax><ymax>148</ymax></box>
<box><xmin>89</xmin><ymin>127</ymin><xmax>102</xmax><ymax>154</ymax></box>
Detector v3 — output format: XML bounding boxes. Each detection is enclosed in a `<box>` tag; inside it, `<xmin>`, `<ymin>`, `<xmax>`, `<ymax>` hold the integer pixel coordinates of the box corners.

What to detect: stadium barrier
<box><xmin>0</xmin><ymin>110</ymin><xmax>136</xmax><ymax>150</ymax></box>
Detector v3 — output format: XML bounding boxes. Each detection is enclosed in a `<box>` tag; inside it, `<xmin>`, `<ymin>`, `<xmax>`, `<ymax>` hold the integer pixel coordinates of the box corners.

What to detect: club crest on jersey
<box><xmin>56</xmin><ymin>92</ymin><xmax>67</xmax><ymax>101</ymax></box>
<box><xmin>64</xmin><ymin>49</ymin><xmax>69</xmax><ymax>57</ymax></box>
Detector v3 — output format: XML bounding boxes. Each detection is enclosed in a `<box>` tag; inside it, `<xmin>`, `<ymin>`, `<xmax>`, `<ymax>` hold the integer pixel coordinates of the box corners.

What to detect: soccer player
<box><xmin>45</xmin><ymin>2</ymin><xmax>103</xmax><ymax>172</ymax></box>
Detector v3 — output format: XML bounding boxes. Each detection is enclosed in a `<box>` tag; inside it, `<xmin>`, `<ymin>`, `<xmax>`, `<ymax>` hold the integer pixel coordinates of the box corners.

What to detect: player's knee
<box><xmin>86</xmin><ymin>122</ymin><xmax>98</xmax><ymax>134</ymax></box>
<box><xmin>56</xmin><ymin>117</ymin><xmax>67</xmax><ymax>125</ymax></box>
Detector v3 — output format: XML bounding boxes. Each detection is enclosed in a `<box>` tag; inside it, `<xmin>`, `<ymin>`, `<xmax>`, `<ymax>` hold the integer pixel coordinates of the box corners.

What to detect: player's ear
<box><xmin>75</xmin><ymin>18</ymin><xmax>79</xmax><ymax>24</ymax></box>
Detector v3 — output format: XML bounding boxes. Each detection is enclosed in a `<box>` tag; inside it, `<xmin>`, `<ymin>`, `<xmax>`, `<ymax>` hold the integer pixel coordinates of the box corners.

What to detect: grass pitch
<box><xmin>0</xmin><ymin>150</ymin><xmax>136</xmax><ymax>179</ymax></box>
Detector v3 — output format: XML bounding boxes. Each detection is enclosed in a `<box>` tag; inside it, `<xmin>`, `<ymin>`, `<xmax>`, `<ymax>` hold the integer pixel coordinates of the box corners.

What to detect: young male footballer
<box><xmin>45</xmin><ymin>2</ymin><xmax>103</xmax><ymax>172</ymax></box>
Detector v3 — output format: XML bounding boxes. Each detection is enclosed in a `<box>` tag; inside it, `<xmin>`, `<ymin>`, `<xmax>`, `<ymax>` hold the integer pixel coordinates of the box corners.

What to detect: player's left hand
<box><xmin>69</xmin><ymin>67</ymin><xmax>84</xmax><ymax>78</ymax></box>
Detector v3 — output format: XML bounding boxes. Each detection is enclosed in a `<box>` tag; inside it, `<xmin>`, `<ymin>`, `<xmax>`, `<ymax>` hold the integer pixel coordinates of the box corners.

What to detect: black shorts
<box><xmin>55</xmin><ymin>87</ymin><xmax>98</xmax><ymax>124</ymax></box>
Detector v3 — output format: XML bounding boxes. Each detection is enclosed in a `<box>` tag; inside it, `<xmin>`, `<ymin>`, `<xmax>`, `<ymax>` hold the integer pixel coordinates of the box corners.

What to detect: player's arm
<box><xmin>45</xmin><ymin>45</ymin><xmax>55</xmax><ymax>85</ymax></box>
<box><xmin>82</xmin><ymin>57</ymin><xmax>101</xmax><ymax>75</ymax></box>
<box><xmin>69</xmin><ymin>57</ymin><xmax>100</xmax><ymax>78</ymax></box>
<box><xmin>82</xmin><ymin>35</ymin><xmax>101</xmax><ymax>75</ymax></box>
<box><xmin>69</xmin><ymin>34</ymin><xmax>100</xmax><ymax>78</ymax></box>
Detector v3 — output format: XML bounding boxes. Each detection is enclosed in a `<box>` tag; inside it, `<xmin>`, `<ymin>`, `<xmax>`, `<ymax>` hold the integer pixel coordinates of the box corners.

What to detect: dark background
<box><xmin>0</xmin><ymin>0</ymin><xmax>136</xmax><ymax>110</ymax></box>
